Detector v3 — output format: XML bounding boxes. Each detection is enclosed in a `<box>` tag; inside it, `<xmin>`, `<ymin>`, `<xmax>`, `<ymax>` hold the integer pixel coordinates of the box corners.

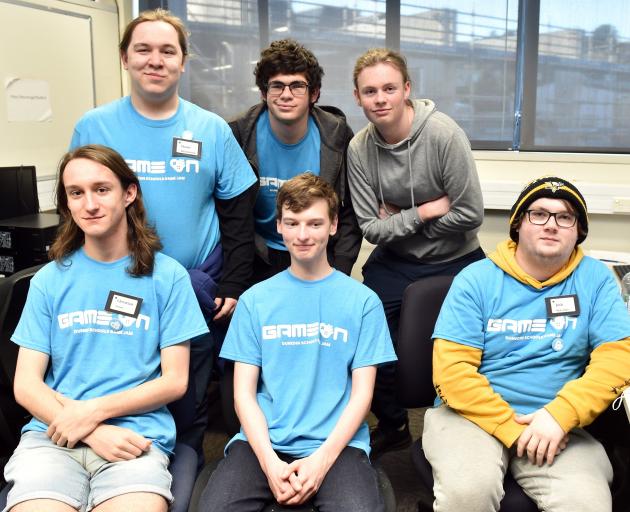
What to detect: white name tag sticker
<box><xmin>105</xmin><ymin>291</ymin><xmax>143</xmax><ymax>318</ymax></box>
<box><xmin>545</xmin><ymin>294</ymin><xmax>580</xmax><ymax>317</ymax></box>
<box><xmin>172</xmin><ymin>137</ymin><xmax>202</xmax><ymax>159</ymax></box>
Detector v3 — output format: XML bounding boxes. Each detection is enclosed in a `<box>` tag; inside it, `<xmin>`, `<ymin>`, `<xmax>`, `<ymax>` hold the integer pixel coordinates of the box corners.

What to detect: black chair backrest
<box><xmin>0</xmin><ymin>264</ymin><xmax>44</xmax><ymax>455</ymax></box>
<box><xmin>395</xmin><ymin>275</ymin><xmax>454</xmax><ymax>409</ymax></box>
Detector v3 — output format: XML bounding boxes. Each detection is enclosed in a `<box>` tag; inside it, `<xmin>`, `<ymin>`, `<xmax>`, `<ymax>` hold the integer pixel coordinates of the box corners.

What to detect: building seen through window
<box><xmin>154</xmin><ymin>0</ymin><xmax>630</xmax><ymax>153</ymax></box>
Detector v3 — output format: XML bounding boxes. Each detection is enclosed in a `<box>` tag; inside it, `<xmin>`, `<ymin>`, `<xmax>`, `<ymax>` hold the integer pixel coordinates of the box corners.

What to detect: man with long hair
<box><xmin>229</xmin><ymin>39</ymin><xmax>361</xmax><ymax>283</ymax></box>
<box><xmin>70</xmin><ymin>9</ymin><xmax>257</xmax><ymax>459</ymax></box>
<box><xmin>3</xmin><ymin>145</ymin><xmax>208</xmax><ymax>512</ymax></box>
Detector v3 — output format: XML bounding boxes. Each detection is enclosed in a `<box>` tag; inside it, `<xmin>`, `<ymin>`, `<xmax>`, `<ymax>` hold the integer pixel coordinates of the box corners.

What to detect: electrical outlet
<box><xmin>613</xmin><ymin>197</ymin><xmax>630</xmax><ymax>214</ymax></box>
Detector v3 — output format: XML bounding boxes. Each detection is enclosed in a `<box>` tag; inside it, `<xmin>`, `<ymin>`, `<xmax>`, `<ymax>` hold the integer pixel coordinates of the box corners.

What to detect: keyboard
<box><xmin>612</xmin><ymin>264</ymin><xmax>630</xmax><ymax>281</ymax></box>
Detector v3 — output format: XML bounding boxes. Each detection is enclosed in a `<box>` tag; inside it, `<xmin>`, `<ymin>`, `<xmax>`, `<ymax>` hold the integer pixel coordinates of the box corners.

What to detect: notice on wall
<box><xmin>5</xmin><ymin>78</ymin><xmax>52</xmax><ymax>122</ymax></box>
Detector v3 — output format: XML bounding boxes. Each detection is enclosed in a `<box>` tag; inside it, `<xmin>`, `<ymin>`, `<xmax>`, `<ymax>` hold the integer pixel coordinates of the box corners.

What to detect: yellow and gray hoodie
<box><xmin>433</xmin><ymin>240</ymin><xmax>630</xmax><ymax>447</ymax></box>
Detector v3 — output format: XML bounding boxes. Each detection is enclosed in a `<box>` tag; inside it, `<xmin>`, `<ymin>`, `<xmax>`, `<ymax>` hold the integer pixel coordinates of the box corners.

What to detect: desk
<box><xmin>586</xmin><ymin>250</ymin><xmax>630</xmax><ymax>285</ymax></box>
<box><xmin>0</xmin><ymin>213</ymin><xmax>59</xmax><ymax>276</ymax></box>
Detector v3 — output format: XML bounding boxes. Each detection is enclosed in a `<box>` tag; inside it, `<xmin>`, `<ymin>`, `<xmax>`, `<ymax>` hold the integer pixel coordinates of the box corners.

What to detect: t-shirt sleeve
<box><xmin>10</xmin><ymin>277</ymin><xmax>52</xmax><ymax>355</ymax></box>
<box><xmin>587</xmin><ymin>265</ymin><xmax>630</xmax><ymax>349</ymax></box>
<box><xmin>219</xmin><ymin>295</ymin><xmax>262</xmax><ymax>367</ymax></box>
<box><xmin>351</xmin><ymin>294</ymin><xmax>397</xmax><ymax>369</ymax></box>
<box><xmin>214</xmin><ymin>120</ymin><xmax>257</xmax><ymax>201</ymax></box>
<box><xmin>432</xmin><ymin>270</ymin><xmax>485</xmax><ymax>349</ymax></box>
<box><xmin>69</xmin><ymin>115</ymin><xmax>88</xmax><ymax>150</ymax></box>
<box><xmin>158</xmin><ymin>266</ymin><xmax>209</xmax><ymax>349</ymax></box>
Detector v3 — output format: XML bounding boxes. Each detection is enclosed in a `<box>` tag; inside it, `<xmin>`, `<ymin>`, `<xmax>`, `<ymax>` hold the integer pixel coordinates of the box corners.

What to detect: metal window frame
<box><xmin>136</xmin><ymin>0</ymin><xmax>629</xmax><ymax>155</ymax></box>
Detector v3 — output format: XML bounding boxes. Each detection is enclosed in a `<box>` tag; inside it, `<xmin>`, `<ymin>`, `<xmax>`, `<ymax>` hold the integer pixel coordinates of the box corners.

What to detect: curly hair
<box><xmin>50</xmin><ymin>145</ymin><xmax>162</xmax><ymax>277</ymax></box>
<box><xmin>276</xmin><ymin>173</ymin><xmax>338</xmax><ymax>222</ymax></box>
<box><xmin>255</xmin><ymin>39</ymin><xmax>324</xmax><ymax>98</ymax></box>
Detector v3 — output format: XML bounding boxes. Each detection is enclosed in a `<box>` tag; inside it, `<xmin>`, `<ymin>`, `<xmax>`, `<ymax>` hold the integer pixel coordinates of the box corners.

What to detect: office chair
<box><xmin>395</xmin><ymin>275</ymin><xmax>538</xmax><ymax>512</ymax></box>
<box><xmin>0</xmin><ymin>265</ymin><xmax>44</xmax><ymax>508</ymax></box>
<box><xmin>0</xmin><ymin>264</ymin><xmax>197</xmax><ymax>512</ymax></box>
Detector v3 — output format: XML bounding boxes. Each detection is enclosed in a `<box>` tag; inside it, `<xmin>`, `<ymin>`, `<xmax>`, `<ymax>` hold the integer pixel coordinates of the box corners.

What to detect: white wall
<box><xmin>0</xmin><ymin>0</ymin><xmax>122</xmax><ymax>211</ymax></box>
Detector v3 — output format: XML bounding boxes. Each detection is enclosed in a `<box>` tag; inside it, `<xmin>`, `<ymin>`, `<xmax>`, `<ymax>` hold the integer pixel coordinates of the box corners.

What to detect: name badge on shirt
<box><xmin>105</xmin><ymin>291</ymin><xmax>143</xmax><ymax>318</ymax></box>
<box><xmin>545</xmin><ymin>294</ymin><xmax>580</xmax><ymax>317</ymax></box>
<box><xmin>172</xmin><ymin>137</ymin><xmax>202</xmax><ymax>159</ymax></box>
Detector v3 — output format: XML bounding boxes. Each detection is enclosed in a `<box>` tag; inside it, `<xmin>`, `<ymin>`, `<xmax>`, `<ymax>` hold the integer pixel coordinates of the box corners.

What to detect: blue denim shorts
<box><xmin>3</xmin><ymin>431</ymin><xmax>173</xmax><ymax>512</ymax></box>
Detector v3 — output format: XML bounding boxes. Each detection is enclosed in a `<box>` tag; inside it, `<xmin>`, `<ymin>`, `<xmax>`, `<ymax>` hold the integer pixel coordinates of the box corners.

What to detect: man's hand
<box><xmin>378</xmin><ymin>202</ymin><xmax>401</xmax><ymax>219</ymax></box>
<box><xmin>515</xmin><ymin>408</ymin><xmax>567</xmax><ymax>466</ymax></box>
<box><xmin>213</xmin><ymin>297</ymin><xmax>237</xmax><ymax>321</ymax></box>
<box><xmin>417</xmin><ymin>195</ymin><xmax>451</xmax><ymax>222</ymax></box>
<box><xmin>262</xmin><ymin>455</ymin><xmax>300</xmax><ymax>504</ymax></box>
<box><xmin>47</xmin><ymin>393</ymin><xmax>101</xmax><ymax>447</ymax></box>
<box><xmin>83</xmin><ymin>424</ymin><xmax>151</xmax><ymax>462</ymax></box>
<box><xmin>283</xmin><ymin>448</ymin><xmax>333</xmax><ymax>505</ymax></box>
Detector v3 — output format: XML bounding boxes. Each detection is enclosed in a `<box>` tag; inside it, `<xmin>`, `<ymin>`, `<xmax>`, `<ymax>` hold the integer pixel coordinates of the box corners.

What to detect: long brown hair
<box><xmin>49</xmin><ymin>145</ymin><xmax>162</xmax><ymax>276</ymax></box>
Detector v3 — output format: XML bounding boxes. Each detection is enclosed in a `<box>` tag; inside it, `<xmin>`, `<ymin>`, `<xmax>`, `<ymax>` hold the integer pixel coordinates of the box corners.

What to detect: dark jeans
<box><xmin>200</xmin><ymin>441</ymin><xmax>385</xmax><ymax>512</ymax></box>
<box><xmin>363</xmin><ymin>246</ymin><xmax>485</xmax><ymax>429</ymax></box>
<box><xmin>169</xmin><ymin>319</ymin><xmax>226</xmax><ymax>468</ymax></box>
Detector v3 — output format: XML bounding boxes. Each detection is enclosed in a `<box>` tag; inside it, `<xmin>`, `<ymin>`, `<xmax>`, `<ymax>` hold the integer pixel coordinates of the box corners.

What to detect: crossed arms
<box><xmin>233</xmin><ymin>361</ymin><xmax>376</xmax><ymax>505</ymax></box>
<box><xmin>13</xmin><ymin>342</ymin><xmax>190</xmax><ymax>461</ymax></box>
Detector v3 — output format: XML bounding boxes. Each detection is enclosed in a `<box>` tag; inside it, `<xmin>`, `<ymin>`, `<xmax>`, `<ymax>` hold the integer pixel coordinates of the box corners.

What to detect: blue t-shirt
<box><xmin>220</xmin><ymin>269</ymin><xmax>396</xmax><ymax>457</ymax></box>
<box><xmin>255</xmin><ymin>111</ymin><xmax>321</xmax><ymax>250</ymax></box>
<box><xmin>433</xmin><ymin>256</ymin><xmax>630</xmax><ymax>414</ymax></box>
<box><xmin>71</xmin><ymin>96</ymin><xmax>257</xmax><ymax>269</ymax></box>
<box><xmin>11</xmin><ymin>249</ymin><xmax>209</xmax><ymax>455</ymax></box>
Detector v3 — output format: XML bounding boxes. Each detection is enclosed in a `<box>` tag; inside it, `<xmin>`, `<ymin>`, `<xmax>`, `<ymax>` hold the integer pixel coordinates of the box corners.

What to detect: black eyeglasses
<box><xmin>266</xmin><ymin>81</ymin><xmax>309</xmax><ymax>97</ymax></box>
<box><xmin>525</xmin><ymin>210</ymin><xmax>577</xmax><ymax>228</ymax></box>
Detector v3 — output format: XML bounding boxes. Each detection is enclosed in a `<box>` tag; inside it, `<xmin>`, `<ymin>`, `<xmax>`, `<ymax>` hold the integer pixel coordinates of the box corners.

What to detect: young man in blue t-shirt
<box><xmin>200</xmin><ymin>173</ymin><xmax>396</xmax><ymax>511</ymax></box>
<box><xmin>3</xmin><ymin>145</ymin><xmax>208</xmax><ymax>512</ymax></box>
<box><xmin>229</xmin><ymin>39</ymin><xmax>362</xmax><ymax>283</ymax></box>
<box><xmin>70</xmin><ymin>9</ymin><xmax>258</xmax><ymax>458</ymax></box>
<box><xmin>424</xmin><ymin>177</ymin><xmax>630</xmax><ymax>511</ymax></box>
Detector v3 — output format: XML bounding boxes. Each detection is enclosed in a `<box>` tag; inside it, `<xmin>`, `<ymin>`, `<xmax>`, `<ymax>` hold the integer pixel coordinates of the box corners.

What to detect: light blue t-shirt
<box><xmin>11</xmin><ymin>249</ymin><xmax>209</xmax><ymax>455</ymax></box>
<box><xmin>433</xmin><ymin>256</ymin><xmax>630</xmax><ymax>414</ymax></box>
<box><xmin>255</xmin><ymin>111</ymin><xmax>321</xmax><ymax>250</ymax></box>
<box><xmin>220</xmin><ymin>269</ymin><xmax>396</xmax><ymax>457</ymax></box>
<box><xmin>71</xmin><ymin>96</ymin><xmax>257</xmax><ymax>269</ymax></box>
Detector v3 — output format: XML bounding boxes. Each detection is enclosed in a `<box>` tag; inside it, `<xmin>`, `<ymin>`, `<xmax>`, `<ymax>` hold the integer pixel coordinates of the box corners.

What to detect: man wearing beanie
<box><xmin>422</xmin><ymin>176</ymin><xmax>630</xmax><ymax>511</ymax></box>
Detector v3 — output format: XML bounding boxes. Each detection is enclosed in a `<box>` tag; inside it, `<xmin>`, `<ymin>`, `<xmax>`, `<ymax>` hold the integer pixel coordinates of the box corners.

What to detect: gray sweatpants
<box><xmin>422</xmin><ymin>406</ymin><xmax>613</xmax><ymax>512</ymax></box>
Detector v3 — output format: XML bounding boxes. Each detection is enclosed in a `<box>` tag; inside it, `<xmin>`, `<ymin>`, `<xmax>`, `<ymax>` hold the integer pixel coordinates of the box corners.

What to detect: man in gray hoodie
<box><xmin>348</xmin><ymin>48</ymin><xmax>485</xmax><ymax>458</ymax></box>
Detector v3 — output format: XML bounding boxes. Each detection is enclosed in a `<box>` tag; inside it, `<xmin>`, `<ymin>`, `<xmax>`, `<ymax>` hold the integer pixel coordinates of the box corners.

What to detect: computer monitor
<box><xmin>0</xmin><ymin>166</ymin><xmax>39</xmax><ymax>220</ymax></box>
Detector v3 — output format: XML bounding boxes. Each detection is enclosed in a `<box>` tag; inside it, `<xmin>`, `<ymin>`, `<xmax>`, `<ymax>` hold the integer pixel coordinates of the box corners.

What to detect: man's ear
<box><xmin>353</xmin><ymin>88</ymin><xmax>361</xmax><ymax>106</ymax></box>
<box><xmin>121</xmin><ymin>50</ymin><xmax>129</xmax><ymax>70</ymax></box>
<box><xmin>329</xmin><ymin>215</ymin><xmax>338</xmax><ymax>237</ymax></box>
<box><xmin>125</xmin><ymin>183</ymin><xmax>138</xmax><ymax>207</ymax></box>
<box><xmin>403</xmin><ymin>80</ymin><xmax>411</xmax><ymax>101</ymax></box>
<box><xmin>310</xmin><ymin>88</ymin><xmax>320</xmax><ymax>105</ymax></box>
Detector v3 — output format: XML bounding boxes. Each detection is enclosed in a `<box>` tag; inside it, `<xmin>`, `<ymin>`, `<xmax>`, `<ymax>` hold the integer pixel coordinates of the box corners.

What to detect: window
<box><xmin>529</xmin><ymin>0</ymin><xmax>630</xmax><ymax>151</ymax></box>
<box><xmin>401</xmin><ymin>1</ymin><xmax>517</xmax><ymax>146</ymax></box>
<box><xmin>139</xmin><ymin>0</ymin><xmax>630</xmax><ymax>154</ymax></box>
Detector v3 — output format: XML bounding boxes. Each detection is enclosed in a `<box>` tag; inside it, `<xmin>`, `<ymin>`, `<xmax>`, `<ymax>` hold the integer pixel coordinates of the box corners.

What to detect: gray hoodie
<box><xmin>347</xmin><ymin>99</ymin><xmax>483</xmax><ymax>263</ymax></box>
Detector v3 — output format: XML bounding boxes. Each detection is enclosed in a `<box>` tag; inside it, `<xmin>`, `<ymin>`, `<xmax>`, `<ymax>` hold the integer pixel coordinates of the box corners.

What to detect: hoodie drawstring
<box><xmin>376</xmin><ymin>139</ymin><xmax>415</xmax><ymax>216</ymax></box>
